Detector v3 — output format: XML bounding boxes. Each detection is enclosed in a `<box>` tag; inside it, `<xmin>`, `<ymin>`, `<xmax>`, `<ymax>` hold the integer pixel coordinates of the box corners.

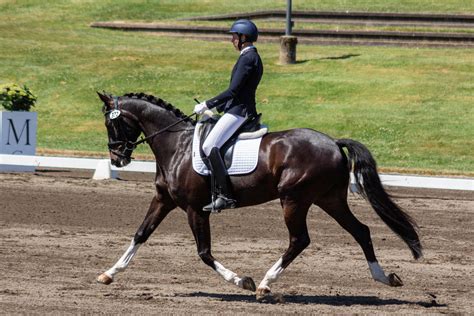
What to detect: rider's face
<box><xmin>231</xmin><ymin>33</ymin><xmax>246</xmax><ymax>51</ymax></box>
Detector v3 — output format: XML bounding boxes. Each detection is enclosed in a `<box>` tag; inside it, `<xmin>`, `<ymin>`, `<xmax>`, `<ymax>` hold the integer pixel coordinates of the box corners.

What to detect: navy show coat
<box><xmin>205</xmin><ymin>47</ymin><xmax>263</xmax><ymax>118</ymax></box>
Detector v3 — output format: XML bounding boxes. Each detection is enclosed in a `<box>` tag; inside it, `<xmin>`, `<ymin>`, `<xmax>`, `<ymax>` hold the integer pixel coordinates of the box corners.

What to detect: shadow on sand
<box><xmin>180</xmin><ymin>292</ymin><xmax>446</xmax><ymax>308</ymax></box>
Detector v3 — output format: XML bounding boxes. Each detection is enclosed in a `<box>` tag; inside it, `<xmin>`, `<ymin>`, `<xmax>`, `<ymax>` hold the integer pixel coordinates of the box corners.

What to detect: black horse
<box><xmin>96</xmin><ymin>92</ymin><xmax>422</xmax><ymax>301</ymax></box>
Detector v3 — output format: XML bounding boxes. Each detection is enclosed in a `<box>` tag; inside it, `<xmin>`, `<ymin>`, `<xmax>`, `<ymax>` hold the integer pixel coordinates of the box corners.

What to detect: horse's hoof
<box><xmin>97</xmin><ymin>273</ymin><xmax>113</xmax><ymax>285</ymax></box>
<box><xmin>241</xmin><ymin>276</ymin><xmax>256</xmax><ymax>292</ymax></box>
<box><xmin>388</xmin><ymin>273</ymin><xmax>403</xmax><ymax>287</ymax></box>
<box><xmin>256</xmin><ymin>287</ymin><xmax>272</xmax><ymax>303</ymax></box>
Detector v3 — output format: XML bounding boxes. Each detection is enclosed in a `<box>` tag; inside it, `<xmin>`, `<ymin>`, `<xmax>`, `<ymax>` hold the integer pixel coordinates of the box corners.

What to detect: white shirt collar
<box><xmin>240</xmin><ymin>45</ymin><xmax>255</xmax><ymax>55</ymax></box>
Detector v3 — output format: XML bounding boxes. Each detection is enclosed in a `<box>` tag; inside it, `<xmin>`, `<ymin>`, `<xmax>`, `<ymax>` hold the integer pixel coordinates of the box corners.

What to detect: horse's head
<box><xmin>98</xmin><ymin>92</ymin><xmax>142</xmax><ymax>168</ymax></box>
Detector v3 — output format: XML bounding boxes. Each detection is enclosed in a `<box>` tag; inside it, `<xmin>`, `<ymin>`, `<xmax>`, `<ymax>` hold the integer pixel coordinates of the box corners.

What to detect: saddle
<box><xmin>198</xmin><ymin>113</ymin><xmax>267</xmax><ymax>169</ymax></box>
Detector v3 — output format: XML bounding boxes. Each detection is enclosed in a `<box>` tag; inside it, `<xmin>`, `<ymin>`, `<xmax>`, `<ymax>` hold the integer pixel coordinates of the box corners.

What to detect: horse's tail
<box><xmin>336</xmin><ymin>138</ymin><xmax>423</xmax><ymax>259</ymax></box>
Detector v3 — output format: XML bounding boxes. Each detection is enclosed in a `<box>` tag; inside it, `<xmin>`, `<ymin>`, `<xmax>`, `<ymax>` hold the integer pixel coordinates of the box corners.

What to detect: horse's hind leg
<box><xmin>97</xmin><ymin>195</ymin><xmax>175</xmax><ymax>285</ymax></box>
<box><xmin>256</xmin><ymin>197</ymin><xmax>311</xmax><ymax>301</ymax></box>
<box><xmin>316</xmin><ymin>193</ymin><xmax>403</xmax><ymax>287</ymax></box>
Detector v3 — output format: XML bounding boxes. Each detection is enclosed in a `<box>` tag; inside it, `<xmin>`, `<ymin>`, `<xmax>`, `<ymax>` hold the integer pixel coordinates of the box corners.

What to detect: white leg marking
<box><xmin>258</xmin><ymin>257</ymin><xmax>284</xmax><ymax>290</ymax></box>
<box><xmin>104</xmin><ymin>239</ymin><xmax>141</xmax><ymax>279</ymax></box>
<box><xmin>213</xmin><ymin>261</ymin><xmax>244</xmax><ymax>288</ymax></box>
<box><xmin>368</xmin><ymin>261</ymin><xmax>390</xmax><ymax>285</ymax></box>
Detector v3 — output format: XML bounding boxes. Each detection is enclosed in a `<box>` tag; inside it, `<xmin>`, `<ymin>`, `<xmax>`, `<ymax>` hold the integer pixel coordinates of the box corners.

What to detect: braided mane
<box><xmin>123</xmin><ymin>92</ymin><xmax>196</xmax><ymax>125</ymax></box>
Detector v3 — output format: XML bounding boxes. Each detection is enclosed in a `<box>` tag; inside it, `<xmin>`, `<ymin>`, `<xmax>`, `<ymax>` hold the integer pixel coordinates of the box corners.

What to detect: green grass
<box><xmin>0</xmin><ymin>1</ymin><xmax>473</xmax><ymax>174</ymax></box>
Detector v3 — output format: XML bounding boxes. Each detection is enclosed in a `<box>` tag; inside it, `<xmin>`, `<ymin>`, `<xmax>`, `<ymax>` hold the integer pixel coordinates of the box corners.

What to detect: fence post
<box><xmin>279</xmin><ymin>0</ymin><xmax>297</xmax><ymax>64</ymax></box>
<box><xmin>279</xmin><ymin>36</ymin><xmax>298</xmax><ymax>64</ymax></box>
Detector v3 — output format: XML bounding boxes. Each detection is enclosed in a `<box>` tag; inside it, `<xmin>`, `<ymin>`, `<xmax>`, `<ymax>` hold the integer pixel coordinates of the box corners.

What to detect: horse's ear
<box><xmin>97</xmin><ymin>91</ymin><xmax>110</xmax><ymax>104</ymax></box>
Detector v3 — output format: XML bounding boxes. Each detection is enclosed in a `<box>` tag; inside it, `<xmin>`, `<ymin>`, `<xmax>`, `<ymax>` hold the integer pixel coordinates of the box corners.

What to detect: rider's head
<box><xmin>229</xmin><ymin>19</ymin><xmax>258</xmax><ymax>51</ymax></box>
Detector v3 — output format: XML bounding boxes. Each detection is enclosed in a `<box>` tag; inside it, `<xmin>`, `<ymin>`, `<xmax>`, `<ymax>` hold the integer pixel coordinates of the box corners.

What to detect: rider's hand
<box><xmin>194</xmin><ymin>101</ymin><xmax>209</xmax><ymax>115</ymax></box>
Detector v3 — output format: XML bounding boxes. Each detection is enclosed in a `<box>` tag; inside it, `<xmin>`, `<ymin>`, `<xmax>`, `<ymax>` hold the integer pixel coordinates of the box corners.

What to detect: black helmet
<box><xmin>229</xmin><ymin>19</ymin><xmax>258</xmax><ymax>42</ymax></box>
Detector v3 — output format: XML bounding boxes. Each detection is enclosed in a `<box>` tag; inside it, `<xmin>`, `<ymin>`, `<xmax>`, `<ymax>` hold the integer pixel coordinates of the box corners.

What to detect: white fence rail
<box><xmin>0</xmin><ymin>154</ymin><xmax>155</xmax><ymax>179</ymax></box>
<box><xmin>0</xmin><ymin>154</ymin><xmax>473</xmax><ymax>191</ymax></box>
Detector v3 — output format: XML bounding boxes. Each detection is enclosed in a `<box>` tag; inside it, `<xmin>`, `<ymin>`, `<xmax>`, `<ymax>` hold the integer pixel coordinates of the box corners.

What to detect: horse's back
<box><xmin>263</xmin><ymin>128</ymin><xmax>342</xmax><ymax>161</ymax></box>
<box><xmin>259</xmin><ymin>128</ymin><xmax>349</xmax><ymax>194</ymax></box>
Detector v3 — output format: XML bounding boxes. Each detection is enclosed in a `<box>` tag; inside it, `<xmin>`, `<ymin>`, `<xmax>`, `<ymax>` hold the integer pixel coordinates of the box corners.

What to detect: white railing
<box><xmin>0</xmin><ymin>154</ymin><xmax>154</xmax><ymax>180</ymax></box>
<box><xmin>0</xmin><ymin>154</ymin><xmax>472</xmax><ymax>191</ymax></box>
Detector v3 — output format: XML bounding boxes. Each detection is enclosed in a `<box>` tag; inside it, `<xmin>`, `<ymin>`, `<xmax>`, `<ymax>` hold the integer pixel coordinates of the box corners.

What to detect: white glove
<box><xmin>194</xmin><ymin>101</ymin><xmax>209</xmax><ymax>115</ymax></box>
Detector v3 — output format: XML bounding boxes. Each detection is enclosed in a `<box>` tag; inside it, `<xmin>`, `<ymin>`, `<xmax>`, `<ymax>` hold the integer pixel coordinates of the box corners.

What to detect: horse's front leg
<box><xmin>97</xmin><ymin>195</ymin><xmax>175</xmax><ymax>285</ymax></box>
<box><xmin>187</xmin><ymin>208</ymin><xmax>256</xmax><ymax>292</ymax></box>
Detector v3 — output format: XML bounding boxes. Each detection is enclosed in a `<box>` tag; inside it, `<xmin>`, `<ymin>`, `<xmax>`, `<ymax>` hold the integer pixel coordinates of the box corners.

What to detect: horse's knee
<box><xmin>304</xmin><ymin>235</ymin><xmax>311</xmax><ymax>248</ymax></box>
<box><xmin>292</xmin><ymin>234</ymin><xmax>310</xmax><ymax>250</ymax></box>
<box><xmin>358</xmin><ymin>224</ymin><xmax>372</xmax><ymax>244</ymax></box>
<box><xmin>300</xmin><ymin>234</ymin><xmax>311</xmax><ymax>249</ymax></box>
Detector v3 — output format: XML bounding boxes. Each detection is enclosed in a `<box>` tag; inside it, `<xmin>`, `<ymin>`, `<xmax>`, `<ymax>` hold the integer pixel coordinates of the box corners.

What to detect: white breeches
<box><xmin>202</xmin><ymin>113</ymin><xmax>246</xmax><ymax>156</ymax></box>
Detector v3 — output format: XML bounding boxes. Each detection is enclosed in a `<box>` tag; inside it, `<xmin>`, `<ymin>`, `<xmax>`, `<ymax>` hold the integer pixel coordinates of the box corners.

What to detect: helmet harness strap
<box><xmin>237</xmin><ymin>33</ymin><xmax>244</xmax><ymax>51</ymax></box>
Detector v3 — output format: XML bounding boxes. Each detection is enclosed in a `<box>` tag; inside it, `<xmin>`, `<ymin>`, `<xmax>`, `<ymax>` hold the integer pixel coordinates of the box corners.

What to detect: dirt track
<box><xmin>0</xmin><ymin>170</ymin><xmax>472</xmax><ymax>314</ymax></box>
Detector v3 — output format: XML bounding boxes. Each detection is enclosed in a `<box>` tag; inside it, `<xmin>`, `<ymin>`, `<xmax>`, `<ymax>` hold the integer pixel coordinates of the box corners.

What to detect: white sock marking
<box><xmin>258</xmin><ymin>257</ymin><xmax>284</xmax><ymax>290</ymax></box>
<box><xmin>104</xmin><ymin>239</ymin><xmax>141</xmax><ymax>279</ymax></box>
<box><xmin>213</xmin><ymin>261</ymin><xmax>243</xmax><ymax>287</ymax></box>
<box><xmin>368</xmin><ymin>261</ymin><xmax>390</xmax><ymax>285</ymax></box>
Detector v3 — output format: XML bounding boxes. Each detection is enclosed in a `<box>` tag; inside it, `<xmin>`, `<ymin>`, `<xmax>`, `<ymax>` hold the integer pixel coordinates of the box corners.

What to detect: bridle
<box><xmin>104</xmin><ymin>97</ymin><xmax>196</xmax><ymax>160</ymax></box>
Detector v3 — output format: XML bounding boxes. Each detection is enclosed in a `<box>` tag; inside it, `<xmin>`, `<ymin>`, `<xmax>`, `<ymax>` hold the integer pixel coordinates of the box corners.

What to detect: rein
<box><xmin>132</xmin><ymin>112</ymin><xmax>197</xmax><ymax>147</ymax></box>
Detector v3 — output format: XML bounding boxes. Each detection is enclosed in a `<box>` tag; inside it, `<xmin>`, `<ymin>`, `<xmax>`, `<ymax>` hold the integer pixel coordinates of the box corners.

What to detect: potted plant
<box><xmin>0</xmin><ymin>83</ymin><xmax>38</xmax><ymax>172</ymax></box>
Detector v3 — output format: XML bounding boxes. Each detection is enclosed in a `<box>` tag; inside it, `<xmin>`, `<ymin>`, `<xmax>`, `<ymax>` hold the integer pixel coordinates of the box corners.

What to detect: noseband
<box><xmin>103</xmin><ymin>97</ymin><xmax>140</xmax><ymax>160</ymax></box>
<box><xmin>104</xmin><ymin>97</ymin><xmax>196</xmax><ymax>160</ymax></box>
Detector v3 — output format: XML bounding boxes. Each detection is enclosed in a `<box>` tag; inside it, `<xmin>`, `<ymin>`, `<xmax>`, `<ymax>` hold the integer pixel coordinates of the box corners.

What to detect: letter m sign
<box><xmin>0</xmin><ymin>112</ymin><xmax>37</xmax><ymax>155</ymax></box>
<box><xmin>7</xmin><ymin>118</ymin><xmax>31</xmax><ymax>145</ymax></box>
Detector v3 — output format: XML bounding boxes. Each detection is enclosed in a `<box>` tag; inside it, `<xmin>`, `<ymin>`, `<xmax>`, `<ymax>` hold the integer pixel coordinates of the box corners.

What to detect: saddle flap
<box><xmin>192</xmin><ymin>117</ymin><xmax>265</xmax><ymax>176</ymax></box>
<box><xmin>197</xmin><ymin>113</ymin><xmax>267</xmax><ymax>169</ymax></box>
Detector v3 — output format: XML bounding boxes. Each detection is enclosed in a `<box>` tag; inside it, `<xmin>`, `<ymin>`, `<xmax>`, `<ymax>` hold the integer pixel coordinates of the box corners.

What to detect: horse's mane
<box><xmin>123</xmin><ymin>92</ymin><xmax>196</xmax><ymax>125</ymax></box>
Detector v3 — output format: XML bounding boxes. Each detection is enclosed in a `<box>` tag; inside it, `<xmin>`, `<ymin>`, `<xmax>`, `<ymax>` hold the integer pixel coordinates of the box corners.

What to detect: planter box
<box><xmin>0</xmin><ymin>111</ymin><xmax>37</xmax><ymax>172</ymax></box>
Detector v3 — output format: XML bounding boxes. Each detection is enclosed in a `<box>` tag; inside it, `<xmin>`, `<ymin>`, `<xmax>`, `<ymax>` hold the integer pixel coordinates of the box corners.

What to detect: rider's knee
<box><xmin>202</xmin><ymin>142</ymin><xmax>214</xmax><ymax>157</ymax></box>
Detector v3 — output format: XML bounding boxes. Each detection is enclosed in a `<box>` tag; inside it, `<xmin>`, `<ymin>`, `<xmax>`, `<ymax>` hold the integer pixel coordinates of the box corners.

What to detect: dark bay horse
<box><xmin>96</xmin><ymin>92</ymin><xmax>422</xmax><ymax>301</ymax></box>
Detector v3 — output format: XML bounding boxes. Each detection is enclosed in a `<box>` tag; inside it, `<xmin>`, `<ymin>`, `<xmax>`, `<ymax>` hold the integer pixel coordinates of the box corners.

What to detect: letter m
<box><xmin>7</xmin><ymin>119</ymin><xmax>31</xmax><ymax>145</ymax></box>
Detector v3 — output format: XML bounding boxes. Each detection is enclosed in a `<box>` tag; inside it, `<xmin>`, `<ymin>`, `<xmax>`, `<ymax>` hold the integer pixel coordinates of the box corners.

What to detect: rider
<box><xmin>194</xmin><ymin>19</ymin><xmax>264</xmax><ymax>212</ymax></box>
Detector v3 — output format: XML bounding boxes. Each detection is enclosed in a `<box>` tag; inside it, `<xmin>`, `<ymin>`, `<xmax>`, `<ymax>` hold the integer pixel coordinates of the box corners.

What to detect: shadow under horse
<box><xmin>96</xmin><ymin>92</ymin><xmax>422</xmax><ymax>301</ymax></box>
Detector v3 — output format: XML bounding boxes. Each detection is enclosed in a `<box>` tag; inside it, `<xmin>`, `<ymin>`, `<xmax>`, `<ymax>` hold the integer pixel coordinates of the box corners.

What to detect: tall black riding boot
<box><xmin>203</xmin><ymin>147</ymin><xmax>236</xmax><ymax>212</ymax></box>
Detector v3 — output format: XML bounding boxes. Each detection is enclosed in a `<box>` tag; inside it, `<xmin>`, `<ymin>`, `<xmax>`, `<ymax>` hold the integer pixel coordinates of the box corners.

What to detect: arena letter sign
<box><xmin>0</xmin><ymin>111</ymin><xmax>37</xmax><ymax>172</ymax></box>
<box><xmin>6</xmin><ymin>118</ymin><xmax>32</xmax><ymax>145</ymax></box>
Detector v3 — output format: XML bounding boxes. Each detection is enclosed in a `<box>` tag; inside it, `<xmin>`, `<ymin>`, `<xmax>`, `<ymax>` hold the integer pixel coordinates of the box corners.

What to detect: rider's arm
<box><xmin>206</xmin><ymin>54</ymin><xmax>254</xmax><ymax>112</ymax></box>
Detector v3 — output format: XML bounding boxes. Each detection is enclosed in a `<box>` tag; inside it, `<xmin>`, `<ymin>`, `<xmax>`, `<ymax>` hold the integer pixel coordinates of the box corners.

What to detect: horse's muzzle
<box><xmin>110</xmin><ymin>157</ymin><xmax>132</xmax><ymax>168</ymax></box>
<box><xmin>110</xmin><ymin>154</ymin><xmax>131</xmax><ymax>168</ymax></box>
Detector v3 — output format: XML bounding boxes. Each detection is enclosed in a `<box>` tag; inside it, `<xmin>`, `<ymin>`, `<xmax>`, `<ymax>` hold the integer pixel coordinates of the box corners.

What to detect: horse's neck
<box><xmin>136</xmin><ymin>105</ymin><xmax>194</xmax><ymax>169</ymax></box>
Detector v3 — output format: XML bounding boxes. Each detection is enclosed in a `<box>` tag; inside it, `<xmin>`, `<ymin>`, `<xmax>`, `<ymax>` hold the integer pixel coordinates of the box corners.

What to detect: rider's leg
<box><xmin>202</xmin><ymin>113</ymin><xmax>246</xmax><ymax>156</ymax></box>
<box><xmin>203</xmin><ymin>147</ymin><xmax>236</xmax><ymax>211</ymax></box>
<box><xmin>202</xmin><ymin>113</ymin><xmax>246</xmax><ymax>211</ymax></box>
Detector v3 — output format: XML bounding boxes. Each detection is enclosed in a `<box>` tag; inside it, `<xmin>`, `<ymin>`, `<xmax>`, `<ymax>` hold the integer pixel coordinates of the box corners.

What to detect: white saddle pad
<box><xmin>192</xmin><ymin>122</ymin><xmax>263</xmax><ymax>176</ymax></box>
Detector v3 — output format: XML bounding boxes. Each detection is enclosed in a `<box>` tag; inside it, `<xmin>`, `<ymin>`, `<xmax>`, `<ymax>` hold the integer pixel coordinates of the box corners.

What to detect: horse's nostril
<box><xmin>111</xmin><ymin>159</ymin><xmax>120</xmax><ymax>167</ymax></box>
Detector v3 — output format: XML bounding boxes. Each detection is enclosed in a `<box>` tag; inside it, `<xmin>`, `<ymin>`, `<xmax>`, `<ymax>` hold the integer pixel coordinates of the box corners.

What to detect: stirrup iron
<box><xmin>203</xmin><ymin>195</ymin><xmax>236</xmax><ymax>212</ymax></box>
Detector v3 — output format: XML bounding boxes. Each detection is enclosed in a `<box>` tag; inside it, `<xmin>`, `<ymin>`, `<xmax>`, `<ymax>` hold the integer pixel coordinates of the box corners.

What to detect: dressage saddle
<box><xmin>198</xmin><ymin>113</ymin><xmax>263</xmax><ymax>169</ymax></box>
